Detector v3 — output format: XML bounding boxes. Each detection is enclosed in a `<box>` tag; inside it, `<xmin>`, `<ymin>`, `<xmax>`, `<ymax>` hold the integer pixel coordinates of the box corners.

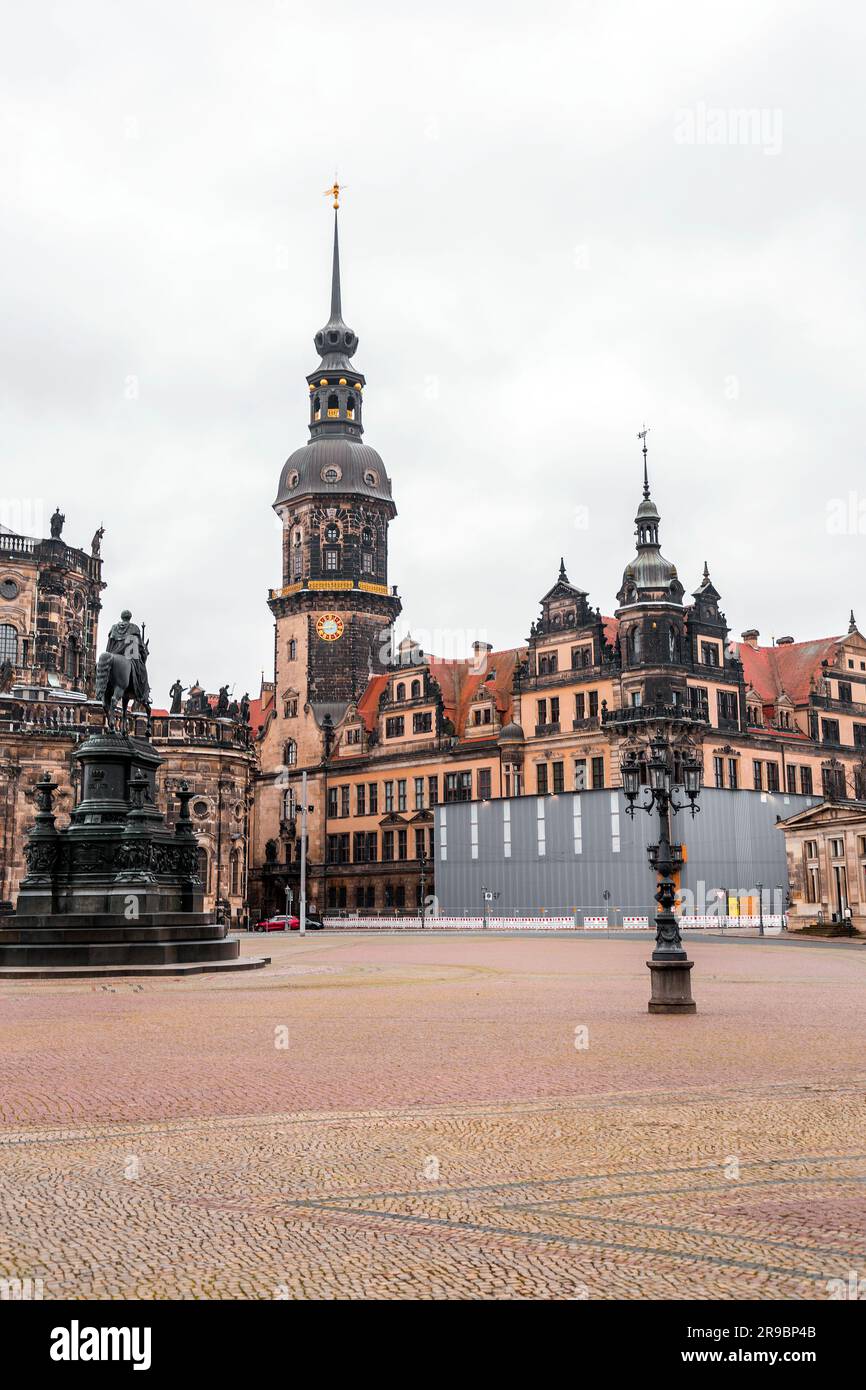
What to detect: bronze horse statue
<box><xmin>95</xmin><ymin>610</ymin><xmax>152</xmax><ymax>732</ymax></box>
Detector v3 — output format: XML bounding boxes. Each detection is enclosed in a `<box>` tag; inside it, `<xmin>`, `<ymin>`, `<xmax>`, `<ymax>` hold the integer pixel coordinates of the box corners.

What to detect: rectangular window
<box><xmin>327</xmin><ymin>787</ymin><xmax>338</xmax><ymax>818</ymax></box>
<box><xmin>786</xmin><ymin>765</ymin><xmax>797</xmax><ymax>795</ymax></box>
<box><xmin>361</xmin><ymin>551</ymin><xmax>373</xmax><ymax>573</ymax></box>
<box><xmin>353</xmin><ymin>831</ymin><xmax>367</xmax><ymax>863</ymax></box>
<box><xmin>766</xmin><ymin>762</ymin><xmax>780</xmax><ymax>793</ymax></box>
<box><xmin>324</xmin><ymin>549</ymin><xmax>338</xmax><ymax>572</ymax></box>
<box><xmin>385</xmin><ymin>715</ymin><xmax>405</xmax><ymax>738</ymax></box>
<box><xmin>575</xmin><ymin>693</ymin><xmax>585</xmax><ymax>721</ymax></box>
<box><xmin>384</xmin><ymin>781</ymin><xmax>394</xmax><ymax>813</ymax></box>
<box><xmin>356</xmin><ymin>784</ymin><xmax>366</xmax><ymax>817</ymax></box>
<box><xmin>753</xmin><ymin>761</ymin><xmax>763</xmax><ymax>791</ymax></box>
<box><xmin>854</xmin><ymin>723</ymin><xmax>866</xmax><ymax>748</ymax></box>
<box><xmin>536</xmin><ymin>699</ymin><xmax>547</xmax><ymax>727</ymax></box>
<box><xmin>701</xmin><ymin>641</ymin><xmax>720</xmax><ymax>667</ymax></box>
<box><xmin>345</xmin><ymin>726</ymin><xmax>361</xmax><ymax>744</ymax></box>
<box><xmin>536</xmin><ymin>764</ymin><xmax>548</xmax><ymax>795</ymax></box>
<box><xmin>800</xmin><ymin>766</ymin><xmax>813</xmax><ymax>796</ymax></box>
<box><xmin>367</xmin><ymin>832</ymin><xmax>378</xmax><ymax>863</ymax></box>
<box><xmin>340</xmin><ymin>785</ymin><xmax>350</xmax><ymax>817</ymax></box>
<box><xmin>550</xmin><ymin>697</ymin><xmax>560</xmax><ymax>725</ymax></box>
<box><xmin>414</xmin><ymin>777</ymin><xmax>425</xmax><ymax>809</ymax></box>
<box><xmin>397</xmin><ymin>829</ymin><xmax>408</xmax><ymax>861</ymax></box>
<box><xmin>478</xmin><ymin>767</ymin><xmax>492</xmax><ymax>800</ymax></box>
<box><xmin>717</xmin><ymin>690</ymin><xmax>738</xmax><ymax>725</ymax></box>
<box><xmin>382</xmin><ymin>830</ymin><xmax>394</xmax><ymax>862</ymax></box>
<box><xmin>591</xmin><ymin>756</ymin><xmax>605</xmax><ymax>789</ymax></box>
<box><xmin>830</xmin><ymin>837</ymin><xmax>844</xmax><ymax>858</ymax></box>
<box><xmin>806</xmin><ymin>866</ymin><xmax>820</xmax><ymax>903</ymax></box>
<box><xmin>397</xmin><ymin>779</ymin><xmax>407</xmax><ymax>812</ymax></box>
<box><xmin>412</xmin><ymin>710</ymin><xmax>432</xmax><ymax>734</ymax></box>
<box><xmin>821</xmin><ymin>718</ymin><xmax>840</xmax><ymax>744</ymax></box>
<box><xmin>459</xmin><ymin>771</ymin><xmax>472</xmax><ymax>800</ymax></box>
<box><xmin>689</xmin><ymin>686</ymin><xmax>709</xmax><ymax>719</ymax></box>
<box><xmin>428</xmin><ymin>776</ymin><xmax>439</xmax><ymax>806</ymax></box>
<box><xmin>369</xmin><ymin>783</ymin><xmax>378</xmax><ymax>815</ymax></box>
<box><xmin>574</xmin><ymin>759</ymin><xmax>586</xmax><ymax>791</ymax></box>
<box><xmin>838</xmin><ymin>681</ymin><xmax>853</xmax><ymax>703</ymax></box>
<box><xmin>588</xmin><ymin>691</ymin><xmax>599</xmax><ymax>718</ymax></box>
<box><xmin>727</xmin><ymin>757</ymin><xmax>738</xmax><ymax>789</ymax></box>
<box><xmin>713</xmin><ymin>756</ymin><xmax>724</xmax><ymax>788</ymax></box>
<box><xmin>414</xmin><ymin>827</ymin><xmax>428</xmax><ymax>860</ymax></box>
<box><xmin>552</xmin><ymin>761</ymin><xmax>564</xmax><ymax>793</ymax></box>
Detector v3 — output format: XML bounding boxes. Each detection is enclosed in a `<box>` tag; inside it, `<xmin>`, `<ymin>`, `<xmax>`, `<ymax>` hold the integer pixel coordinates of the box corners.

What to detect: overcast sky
<box><xmin>1</xmin><ymin>1</ymin><xmax>864</xmax><ymax>704</ymax></box>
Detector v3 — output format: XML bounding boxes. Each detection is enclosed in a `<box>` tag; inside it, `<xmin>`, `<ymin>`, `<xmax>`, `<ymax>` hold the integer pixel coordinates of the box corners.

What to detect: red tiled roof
<box><xmin>736</xmin><ymin>636</ymin><xmax>843</xmax><ymax>705</ymax></box>
<box><xmin>354</xmin><ymin>648</ymin><xmax>524</xmax><ymax>740</ymax></box>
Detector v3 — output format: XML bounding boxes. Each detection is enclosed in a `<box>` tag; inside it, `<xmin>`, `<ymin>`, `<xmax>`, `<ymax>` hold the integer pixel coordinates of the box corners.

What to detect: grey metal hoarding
<box><xmin>434</xmin><ymin>787</ymin><xmax>810</xmax><ymax>918</ymax></box>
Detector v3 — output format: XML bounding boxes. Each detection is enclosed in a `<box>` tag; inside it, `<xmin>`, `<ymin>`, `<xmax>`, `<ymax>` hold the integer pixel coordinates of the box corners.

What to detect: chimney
<box><xmin>472</xmin><ymin>641</ymin><xmax>493</xmax><ymax>655</ymax></box>
<box><xmin>741</xmin><ymin>629</ymin><xmax>760</xmax><ymax>649</ymax></box>
<box><xmin>776</xmin><ymin>635</ymin><xmax>795</xmax><ymax>646</ymax></box>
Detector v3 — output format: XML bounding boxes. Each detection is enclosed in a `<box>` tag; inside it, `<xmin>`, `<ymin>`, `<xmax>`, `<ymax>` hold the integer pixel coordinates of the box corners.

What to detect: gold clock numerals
<box><xmin>316</xmin><ymin>613</ymin><xmax>344</xmax><ymax>642</ymax></box>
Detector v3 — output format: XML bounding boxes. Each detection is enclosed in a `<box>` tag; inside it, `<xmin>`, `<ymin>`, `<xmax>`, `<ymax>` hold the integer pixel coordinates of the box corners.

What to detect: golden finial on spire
<box><xmin>323</xmin><ymin>179</ymin><xmax>345</xmax><ymax>210</ymax></box>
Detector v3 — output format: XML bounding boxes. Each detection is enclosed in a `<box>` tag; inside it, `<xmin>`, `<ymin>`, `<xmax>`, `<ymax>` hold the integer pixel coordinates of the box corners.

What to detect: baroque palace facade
<box><xmin>248</xmin><ymin>208</ymin><xmax>866</xmax><ymax>919</ymax></box>
<box><xmin>2</xmin><ymin>209</ymin><xmax>865</xmax><ymax>922</ymax></box>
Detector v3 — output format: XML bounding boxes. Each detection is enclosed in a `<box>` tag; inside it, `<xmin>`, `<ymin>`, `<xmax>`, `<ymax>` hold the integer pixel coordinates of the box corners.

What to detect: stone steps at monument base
<box><xmin>0</xmin><ymin>955</ymin><xmax>271</xmax><ymax>979</ymax></box>
<box><xmin>0</xmin><ymin>924</ymin><xmax>230</xmax><ymax>945</ymax></box>
<box><xmin>0</xmin><ymin>937</ymin><xmax>244</xmax><ymax>968</ymax></box>
<box><xmin>11</xmin><ymin>911</ymin><xmax>215</xmax><ymax>929</ymax></box>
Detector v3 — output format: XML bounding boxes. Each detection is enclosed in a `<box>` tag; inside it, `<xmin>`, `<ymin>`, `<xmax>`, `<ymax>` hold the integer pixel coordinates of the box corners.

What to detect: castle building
<box><xmin>248</xmin><ymin>208</ymin><xmax>866</xmax><ymax>920</ymax></box>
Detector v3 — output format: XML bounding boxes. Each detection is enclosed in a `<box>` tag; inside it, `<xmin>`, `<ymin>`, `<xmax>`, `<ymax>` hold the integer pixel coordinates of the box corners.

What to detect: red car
<box><xmin>253</xmin><ymin>915</ymin><xmax>324</xmax><ymax>932</ymax></box>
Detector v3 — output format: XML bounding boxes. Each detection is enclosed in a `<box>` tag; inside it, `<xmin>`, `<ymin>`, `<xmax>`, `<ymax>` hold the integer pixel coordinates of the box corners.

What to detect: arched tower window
<box><xmin>0</xmin><ymin>624</ymin><xmax>18</xmax><ymax>665</ymax></box>
<box><xmin>283</xmin><ymin>739</ymin><xmax>297</xmax><ymax>767</ymax></box>
<box><xmin>327</xmin><ymin>393</ymin><xmax>339</xmax><ymax>417</ymax></box>
<box><xmin>411</xmin><ymin>679</ymin><xmax>421</xmax><ymax>698</ymax></box>
<box><xmin>396</xmin><ymin>683</ymin><xmax>405</xmax><ymax>701</ymax></box>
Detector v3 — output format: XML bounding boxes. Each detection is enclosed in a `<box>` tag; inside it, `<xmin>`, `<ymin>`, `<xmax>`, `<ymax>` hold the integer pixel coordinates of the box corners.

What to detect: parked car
<box><xmin>253</xmin><ymin>914</ymin><xmax>325</xmax><ymax>932</ymax></box>
<box><xmin>253</xmin><ymin>915</ymin><xmax>298</xmax><ymax>932</ymax></box>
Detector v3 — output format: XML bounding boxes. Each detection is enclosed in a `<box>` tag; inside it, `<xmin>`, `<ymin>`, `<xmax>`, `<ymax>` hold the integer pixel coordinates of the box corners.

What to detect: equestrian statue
<box><xmin>95</xmin><ymin>609</ymin><xmax>152</xmax><ymax>731</ymax></box>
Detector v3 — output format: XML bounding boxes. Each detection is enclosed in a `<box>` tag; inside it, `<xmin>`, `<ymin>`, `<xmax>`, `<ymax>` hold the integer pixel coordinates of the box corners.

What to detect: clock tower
<box><xmin>266</xmin><ymin>198</ymin><xmax>401</xmax><ymax>770</ymax></box>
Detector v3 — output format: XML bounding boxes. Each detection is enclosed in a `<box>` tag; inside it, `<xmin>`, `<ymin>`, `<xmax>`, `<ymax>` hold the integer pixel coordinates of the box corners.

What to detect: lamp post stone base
<box><xmin>647</xmin><ymin>958</ymin><xmax>696</xmax><ymax>1014</ymax></box>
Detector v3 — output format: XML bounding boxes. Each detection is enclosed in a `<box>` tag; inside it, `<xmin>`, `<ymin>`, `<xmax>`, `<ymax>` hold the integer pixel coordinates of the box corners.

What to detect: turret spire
<box><xmin>330</xmin><ymin>210</ymin><xmax>342</xmax><ymax>322</ymax></box>
<box><xmin>638</xmin><ymin>426</ymin><xmax>651</xmax><ymax>499</ymax></box>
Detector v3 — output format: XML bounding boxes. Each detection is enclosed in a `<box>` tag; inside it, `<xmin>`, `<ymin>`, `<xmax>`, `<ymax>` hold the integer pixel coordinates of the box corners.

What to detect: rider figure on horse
<box><xmin>96</xmin><ymin>609</ymin><xmax>152</xmax><ymax>729</ymax></box>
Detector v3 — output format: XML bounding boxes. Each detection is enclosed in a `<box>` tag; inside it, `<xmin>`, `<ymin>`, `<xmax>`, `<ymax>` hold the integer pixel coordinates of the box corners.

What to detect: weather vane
<box><xmin>323</xmin><ymin>178</ymin><xmax>345</xmax><ymax>210</ymax></box>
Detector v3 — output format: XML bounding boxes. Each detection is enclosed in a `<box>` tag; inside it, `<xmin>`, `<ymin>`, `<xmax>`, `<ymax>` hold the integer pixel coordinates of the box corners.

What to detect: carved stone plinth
<box><xmin>1</xmin><ymin>733</ymin><xmax>269</xmax><ymax>978</ymax></box>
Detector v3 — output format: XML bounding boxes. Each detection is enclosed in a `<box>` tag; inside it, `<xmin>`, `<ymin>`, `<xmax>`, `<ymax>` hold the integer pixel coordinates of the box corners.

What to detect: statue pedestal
<box><xmin>0</xmin><ymin>732</ymin><xmax>269</xmax><ymax>979</ymax></box>
<box><xmin>646</xmin><ymin>958</ymin><xmax>696</xmax><ymax>1014</ymax></box>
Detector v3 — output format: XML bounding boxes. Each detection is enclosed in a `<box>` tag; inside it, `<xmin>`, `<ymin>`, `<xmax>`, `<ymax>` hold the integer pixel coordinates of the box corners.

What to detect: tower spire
<box><xmin>637</xmin><ymin>426</ymin><xmax>650</xmax><ymax>499</ymax></box>
<box><xmin>330</xmin><ymin>209</ymin><xmax>342</xmax><ymax>321</ymax></box>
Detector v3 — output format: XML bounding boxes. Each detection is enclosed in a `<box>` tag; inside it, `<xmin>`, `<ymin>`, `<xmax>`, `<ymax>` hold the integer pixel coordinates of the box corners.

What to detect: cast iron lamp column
<box><xmin>621</xmin><ymin>738</ymin><xmax>703</xmax><ymax>1014</ymax></box>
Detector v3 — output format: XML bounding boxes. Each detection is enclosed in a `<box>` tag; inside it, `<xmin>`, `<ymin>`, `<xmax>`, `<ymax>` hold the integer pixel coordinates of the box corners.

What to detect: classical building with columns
<box><xmin>247</xmin><ymin>208</ymin><xmax>866</xmax><ymax>921</ymax></box>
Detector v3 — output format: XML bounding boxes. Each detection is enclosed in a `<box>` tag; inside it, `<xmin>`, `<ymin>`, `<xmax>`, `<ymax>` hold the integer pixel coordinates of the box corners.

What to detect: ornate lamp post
<box><xmin>619</xmin><ymin>723</ymin><xmax>703</xmax><ymax>1013</ymax></box>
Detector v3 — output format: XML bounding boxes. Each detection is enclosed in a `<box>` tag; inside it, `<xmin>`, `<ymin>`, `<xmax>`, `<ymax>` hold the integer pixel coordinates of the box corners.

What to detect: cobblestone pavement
<box><xmin>1</xmin><ymin>934</ymin><xmax>864</xmax><ymax>1300</ymax></box>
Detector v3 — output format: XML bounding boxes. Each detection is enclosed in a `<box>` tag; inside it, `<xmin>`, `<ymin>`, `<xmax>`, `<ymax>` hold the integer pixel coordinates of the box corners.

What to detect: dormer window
<box><xmin>396</xmin><ymin>682</ymin><xmax>405</xmax><ymax>701</ymax></box>
<box><xmin>362</xmin><ymin>527</ymin><xmax>373</xmax><ymax>546</ymax></box>
<box><xmin>411</xmin><ymin>679</ymin><xmax>421</xmax><ymax>698</ymax></box>
<box><xmin>324</xmin><ymin>523</ymin><xmax>340</xmax><ymax>543</ymax></box>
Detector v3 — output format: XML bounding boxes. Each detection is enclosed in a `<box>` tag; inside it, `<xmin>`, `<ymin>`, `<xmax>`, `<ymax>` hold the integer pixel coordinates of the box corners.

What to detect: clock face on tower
<box><xmin>316</xmin><ymin>613</ymin><xmax>344</xmax><ymax>642</ymax></box>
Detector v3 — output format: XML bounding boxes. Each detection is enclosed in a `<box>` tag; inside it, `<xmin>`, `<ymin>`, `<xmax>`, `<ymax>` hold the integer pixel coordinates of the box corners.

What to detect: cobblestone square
<box><xmin>1</xmin><ymin>933</ymin><xmax>864</xmax><ymax>1300</ymax></box>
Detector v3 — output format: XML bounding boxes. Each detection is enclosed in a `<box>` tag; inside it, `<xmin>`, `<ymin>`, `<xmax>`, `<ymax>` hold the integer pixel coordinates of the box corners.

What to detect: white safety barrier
<box><xmin>623</xmin><ymin>916</ymin><xmax>650</xmax><ymax>930</ymax></box>
<box><xmin>582</xmin><ymin>916</ymin><xmax>608</xmax><ymax>929</ymax></box>
<box><xmin>322</xmin><ymin>914</ymin><xmax>577</xmax><ymax>931</ymax></box>
<box><xmin>678</xmin><ymin>914</ymin><xmax>787</xmax><ymax>930</ymax></box>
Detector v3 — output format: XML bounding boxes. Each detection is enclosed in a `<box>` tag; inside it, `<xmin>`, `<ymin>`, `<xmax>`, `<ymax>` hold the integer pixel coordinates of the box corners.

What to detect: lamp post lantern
<box><xmin>611</xmin><ymin>706</ymin><xmax>705</xmax><ymax>1014</ymax></box>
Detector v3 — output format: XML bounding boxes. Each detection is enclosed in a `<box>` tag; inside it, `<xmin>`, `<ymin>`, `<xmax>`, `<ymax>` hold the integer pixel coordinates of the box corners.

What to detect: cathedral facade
<box><xmin>247</xmin><ymin>211</ymin><xmax>866</xmax><ymax>920</ymax></box>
